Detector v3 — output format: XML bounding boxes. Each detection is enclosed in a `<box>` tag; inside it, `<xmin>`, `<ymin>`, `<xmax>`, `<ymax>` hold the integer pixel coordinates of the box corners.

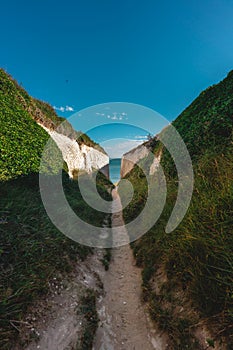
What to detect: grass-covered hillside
<box><xmin>0</xmin><ymin>69</ymin><xmax>105</xmax><ymax>181</ymax></box>
<box><xmin>0</xmin><ymin>69</ymin><xmax>112</xmax><ymax>349</ymax></box>
<box><xmin>121</xmin><ymin>71</ymin><xmax>233</xmax><ymax>348</ymax></box>
<box><xmin>0</xmin><ymin>69</ymin><xmax>50</xmax><ymax>181</ymax></box>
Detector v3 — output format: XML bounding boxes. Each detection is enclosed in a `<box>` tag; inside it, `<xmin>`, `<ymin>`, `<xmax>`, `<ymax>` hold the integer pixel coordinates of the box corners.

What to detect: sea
<box><xmin>109</xmin><ymin>158</ymin><xmax>121</xmax><ymax>184</ymax></box>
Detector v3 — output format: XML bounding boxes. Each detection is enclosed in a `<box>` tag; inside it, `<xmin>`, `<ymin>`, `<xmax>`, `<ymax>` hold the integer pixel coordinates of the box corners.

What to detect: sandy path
<box><xmin>18</xmin><ymin>251</ymin><xmax>105</xmax><ymax>350</ymax></box>
<box><xmin>93</xmin><ymin>189</ymin><xmax>168</xmax><ymax>350</ymax></box>
<box><xmin>18</xmin><ymin>188</ymin><xmax>167</xmax><ymax>350</ymax></box>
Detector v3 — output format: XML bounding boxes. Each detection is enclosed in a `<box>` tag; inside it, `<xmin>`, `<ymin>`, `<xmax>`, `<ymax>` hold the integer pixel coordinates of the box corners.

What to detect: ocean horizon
<box><xmin>109</xmin><ymin>158</ymin><xmax>121</xmax><ymax>184</ymax></box>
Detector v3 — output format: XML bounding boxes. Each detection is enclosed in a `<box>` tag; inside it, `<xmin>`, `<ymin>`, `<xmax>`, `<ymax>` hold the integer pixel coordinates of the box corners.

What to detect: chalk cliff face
<box><xmin>39</xmin><ymin>124</ymin><xmax>109</xmax><ymax>178</ymax></box>
<box><xmin>149</xmin><ymin>152</ymin><xmax>161</xmax><ymax>175</ymax></box>
<box><xmin>121</xmin><ymin>144</ymin><xmax>150</xmax><ymax>178</ymax></box>
<box><xmin>0</xmin><ymin>68</ymin><xmax>110</xmax><ymax>181</ymax></box>
<box><xmin>121</xmin><ymin>142</ymin><xmax>161</xmax><ymax>178</ymax></box>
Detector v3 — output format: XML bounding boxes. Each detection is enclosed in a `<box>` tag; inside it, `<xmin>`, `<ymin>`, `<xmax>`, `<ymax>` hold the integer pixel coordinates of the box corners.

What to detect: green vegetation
<box><xmin>34</xmin><ymin>98</ymin><xmax>66</xmax><ymax>127</ymax></box>
<box><xmin>76</xmin><ymin>131</ymin><xmax>107</xmax><ymax>154</ymax></box>
<box><xmin>173</xmin><ymin>70</ymin><xmax>233</xmax><ymax>160</ymax></box>
<box><xmin>0</xmin><ymin>69</ymin><xmax>49</xmax><ymax>181</ymax></box>
<box><xmin>63</xmin><ymin>172</ymin><xmax>112</xmax><ymax>226</ymax></box>
<box><xmin>76</xmin><ymin>289</ymin><xmax>99</xmax><ymax>350</ymax></box>
<box><xmin>0</xmin><ymin>69</ymin><xmax>112</xmax><ymax>349</ymax></box>
<box><xmin>0</xmin><ymin>171</ymin><xmax>111</xmax><ymax>350</ymax></box>
<box><xmin>121</xmin><ymin>71</ymin><xmax>233</xmax><ymax>348</ymax></box>
<box><xmin>101</xmin><ymin>249</ymin><xmax>112</xmax><ymax>271</ymax></box>
<box><xmin>0</xmin><ymin>68</ymin><xmax>105</xmax><ymax>182</ymax></box>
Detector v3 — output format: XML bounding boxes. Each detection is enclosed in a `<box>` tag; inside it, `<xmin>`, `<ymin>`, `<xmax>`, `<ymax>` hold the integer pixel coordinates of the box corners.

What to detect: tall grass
<box><xmin>122</xmin><ymin>149</ymin><xmax>233</xmax><ymax>347</ymax></box>
<box><xmin>121</xmin><ymin>68</ymin><xmax>233</xmax><ymax>347</ymax></box>
<box><xmin>0</xmin><ymin>171</ymin><xmax>112</xmax><ymax>349</ymax></box>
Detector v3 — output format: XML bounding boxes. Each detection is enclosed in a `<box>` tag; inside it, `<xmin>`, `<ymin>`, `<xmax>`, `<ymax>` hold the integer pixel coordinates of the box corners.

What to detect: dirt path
<box><xmin>17</xmin><ymin>188</ymin><xmax>168</xmax><ymax>350</ymax></box>
<box><xmin>16</xmin><ymin>251</ymin><xmax>105</xmax><ymax>350</ymax></box>
<box><xmin>93</xmin><ymin>188</ymin><xmax>168</xmax><ymax>350</ymax></box>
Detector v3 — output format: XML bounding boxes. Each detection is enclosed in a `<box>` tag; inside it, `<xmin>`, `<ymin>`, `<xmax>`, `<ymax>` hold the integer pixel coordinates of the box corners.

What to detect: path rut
<box><xmin>93</xmin><ymin>188</ymin><xmax>168</xmax><ymax>350</ymax></box>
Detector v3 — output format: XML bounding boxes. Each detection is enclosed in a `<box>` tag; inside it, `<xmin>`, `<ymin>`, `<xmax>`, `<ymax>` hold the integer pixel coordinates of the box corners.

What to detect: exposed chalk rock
<box><xmin>120</xmin><ymin>144</ymin><xmax>150</xmax><ymax>178</ymax></box>
<box><xmin>121</xmin><ymin>142</ymin><xmax>161</xmax><ymax>178</ymax></box>
<box><xmin>149</xmin><ymin>152</ymin><xmax>162</xmax><ymax>175</ymax></box>
<box><xmin>38</xmin><ymin>123</ymin><xmax>109</xmax><ymax>178</ymax></box>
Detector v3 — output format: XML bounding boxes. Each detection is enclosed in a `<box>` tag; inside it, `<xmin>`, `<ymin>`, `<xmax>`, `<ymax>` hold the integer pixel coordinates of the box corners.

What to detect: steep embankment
<box><xmin>121</xmin><ymin>71</ymin><xmax>233</xmax><ymax>349</ymax></box>
<box><xmin>121</xmin><ymin>141</ymin><xmax>161</xmax><ymax>178</ymax></box>
<box><xmin>121</xmin><ymin>143</ymin><xmax>150</xmax><ymax>178</ymax></box>
<box><xmin>0</xmin><ymin>68</ymin><xmax>109</xmax><ymax>180</ymax></box>
<box><xmin>0</xmin><ymin>69</ymin><xmax>112</xmax><ymax>350</ymax></box>
<box><xmin>39</xmin><ymin>123</ymin><xmax>109</xmax><ymax>178</ymax></box>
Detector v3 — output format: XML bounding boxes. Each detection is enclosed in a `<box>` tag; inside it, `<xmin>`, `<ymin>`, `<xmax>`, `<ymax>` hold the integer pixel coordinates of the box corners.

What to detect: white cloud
<box><xmin>65</xmin><ymin>106</ymin><xmax>74</xmax><ymax>112</ymax></box>
<box><xmin>53</xmin><ymin>105</ymin><xmax>74</xmax><ymax>112</ymax></box>
<box><xmin>53</xmin><ymin>106</ymin><xmax>65</xmax><ymax>112</ymax></box>
<box><xmin>103</xmin><ymin>112</ymin><xmax>128</xmax><ymax>121</ymax></box>
<box><xmin>94</xmin><ymin>111</ymin><xmax>128</xmax><ymax>121</ymax></box>
<box><xmin>134</xmin><ymin>135</ymin><xmax>148</xmax><ymax>140</ymax></box>
<box><xmin>101</xmin><ymin>139</ymin><xmax>144</xmax><ymax>158</ymax></box>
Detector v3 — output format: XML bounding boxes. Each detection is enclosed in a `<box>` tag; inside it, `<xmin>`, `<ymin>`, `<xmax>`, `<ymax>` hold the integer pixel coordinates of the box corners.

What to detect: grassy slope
<box><xmin>0</xmin><ymin>69</ymin><xmax>106</xmax><ymax>182</ymax></box>
<box><xmin>122</xmin><ymin>72</ymin><xmax>233</xmax><ymax>348</ymax></box>
<box><xmin>0</xmin><ymin>69</ymin><xmax>50</xmax><ymax>181</ymax></box>
<box><xmin>0</xmin><ymin>69</ymin><xmax>112</xmax><ymax>349</ymax></box>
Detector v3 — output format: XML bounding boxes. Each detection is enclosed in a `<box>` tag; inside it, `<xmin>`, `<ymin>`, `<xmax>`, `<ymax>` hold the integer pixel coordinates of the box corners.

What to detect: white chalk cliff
<box><xmin>121</xmin><ymin>143</ymin><xmax>161</xmax><ymax>178</ymax></box>
<box><xmin>149</xmin><ymin>152</ymin><xmax>161</xmax><ymax>175</ymax></box>
<box><xmin>121</xmin><ymin>144</ymin><xmax>150</xmax><ymax>178</ymax></box>
<box><xmin>39</xmin><ymin>124</ymin><xmax>109</xmax><ymax>178</ymax></box>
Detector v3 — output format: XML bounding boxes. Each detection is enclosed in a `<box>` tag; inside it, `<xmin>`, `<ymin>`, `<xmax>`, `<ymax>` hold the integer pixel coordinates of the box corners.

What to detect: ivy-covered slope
<box><xmin>0</xmin><ymin>69</ymin><xmax>50</xmax><ymax>180</ymax></box>
<box><xmin>0</xmin><ymin>69</ymin><xmax>106</xmax><ymax>181</ymax></box>
<box><xmin>173</xmin><ymin>70</ymin><xmax>233</xmax><ymax>158</ymax></box>
<box><xmin>0</xmin><ymin>69</ymin><xmax>112</xmax><ymax>349</ymax></box>
<box><xmin>121</xmin><ymin>71</ymin><xmax>233</xmax><ymax>348</ymax></box>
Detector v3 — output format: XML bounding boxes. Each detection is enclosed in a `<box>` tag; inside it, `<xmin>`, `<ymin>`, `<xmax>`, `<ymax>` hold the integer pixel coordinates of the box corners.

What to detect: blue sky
<box><xmin>71</xmin><ymin>102</ymin><xmax>167</xmax><ymax>133</ymax></box>
<box><xmin>1</xmin><ymin>0</ymin><xmax>233</xmax><ymax>156</ymax></box>
<box><xmin>69</xmin><ymin>102</ymin><xmax>168</xmax><ymax>157</ymax></box>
